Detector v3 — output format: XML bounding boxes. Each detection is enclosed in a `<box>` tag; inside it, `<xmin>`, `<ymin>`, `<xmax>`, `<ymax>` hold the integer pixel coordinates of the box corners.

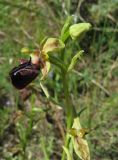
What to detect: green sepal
<box><xmin>69</xmin><ymin>23</ymin><xmax>92</xmax><ymax>40</ymax></box>
<box><xmin>69</xmin><ymin>117</ymin><xmax>90</xmax><ymax>160</ymax></box>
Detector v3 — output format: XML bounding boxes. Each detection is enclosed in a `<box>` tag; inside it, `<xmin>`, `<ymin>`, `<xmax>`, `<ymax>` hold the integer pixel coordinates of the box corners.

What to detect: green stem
<box><xmin>49</xmin><ymin>55</ymin><xmax>67</xmax><ymax>72</ymax></box>
<box><xmin>61</xmin><ymin>71</ymin><xmax>76</xmax><ymax>160</ymax></box>
<box><xmin>62</xmin><ymin>73</ymin><xmax>74</xmax><ymax>128</ymax></box>
<box><xmin>49</xmin><ymin>54</ymin><xmax>76</xmax><ymax>160</ymax></box>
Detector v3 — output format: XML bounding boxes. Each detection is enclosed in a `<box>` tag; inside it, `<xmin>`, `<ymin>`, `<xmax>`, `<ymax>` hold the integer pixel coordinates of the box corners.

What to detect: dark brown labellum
<box><xmin>9</xmin><ymin>58</ymin><xmax>40</xmax><ymax>89</ymax></box>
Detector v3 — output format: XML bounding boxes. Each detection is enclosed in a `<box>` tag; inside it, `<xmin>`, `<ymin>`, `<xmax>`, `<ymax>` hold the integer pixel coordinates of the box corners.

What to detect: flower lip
<box><xmin>9</xmin><ymin>57</ymin><xmax>40</xmax><ymax>90</ymax></box>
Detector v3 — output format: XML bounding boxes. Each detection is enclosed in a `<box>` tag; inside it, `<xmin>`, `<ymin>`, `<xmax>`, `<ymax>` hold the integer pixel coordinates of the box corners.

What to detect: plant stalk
<box><xmin>49</xmin><ymin>54</ymin><xmax>76</xmax><ymax>160</ymax></box>
<box><xmin>61</xmin><ymin>71</ymin><xmax>76</xmax><ymax>160</ymax></box>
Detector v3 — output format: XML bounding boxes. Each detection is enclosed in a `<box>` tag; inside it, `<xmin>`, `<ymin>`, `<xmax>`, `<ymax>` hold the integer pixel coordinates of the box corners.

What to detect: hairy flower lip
<box><xmin>9</xmin><ymin>58</ymin><xmax>41</xmax><ymax>90</ymax></box>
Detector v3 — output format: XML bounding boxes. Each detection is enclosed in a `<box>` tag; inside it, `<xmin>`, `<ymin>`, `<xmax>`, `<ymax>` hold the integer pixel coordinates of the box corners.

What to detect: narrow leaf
<box><xmin>60</xmin><ymin>16</ymin><xmax>73</xmax><ymax>42</ymax></box>
<box><xmin>63</xmin><ymin>146</ymin><xmax>73</xmax><ymax>160</ymax></box>
<box><xmin>40</xmin><ymin>82</ymin><xmax>50</xmax><ymax>98</ymax></box>
<box><xmin>68</xmin><ymin>50</ymin><xmax>84</xmax><ymax>72</ymax></box>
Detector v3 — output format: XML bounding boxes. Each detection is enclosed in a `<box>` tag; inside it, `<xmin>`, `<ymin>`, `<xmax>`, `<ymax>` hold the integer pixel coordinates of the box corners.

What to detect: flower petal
<box><xmin>41</xmin><ymin>61</ymin><xmax>51</xmax><ymax>80</ymax></box>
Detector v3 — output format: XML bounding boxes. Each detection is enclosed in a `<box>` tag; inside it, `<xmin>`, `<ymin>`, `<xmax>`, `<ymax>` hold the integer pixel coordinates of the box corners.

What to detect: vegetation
<box><xmin>0</xmin><ymin>0</ymin><xmax>118</xmax><ymax>160</ymax></box>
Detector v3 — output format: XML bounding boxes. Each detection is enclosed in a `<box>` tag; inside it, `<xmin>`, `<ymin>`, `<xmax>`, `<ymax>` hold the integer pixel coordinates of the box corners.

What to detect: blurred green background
<box><xmin>0</xmin><ymin>0</ymin><xmax>118</xmax><ymax>160</ymax></box>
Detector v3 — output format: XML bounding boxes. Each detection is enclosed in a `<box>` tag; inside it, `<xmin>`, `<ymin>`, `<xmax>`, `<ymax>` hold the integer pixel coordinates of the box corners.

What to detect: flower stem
<box><xmin>61</xmin><ymin>71</ymin><xmax>76</xmax><ymax>160</ymax></box>
<box><xmin>49</xmin><ymin>55</ymin><xmax>67</xmax><ymax>72</ymax></box>
<box><xmin>49</xmin><ymin>54</ymin><xmax>76</xmax><ymax>160</ymax></box>
<box><xmin>62</xmin><ymin>72</ymin><xmax>74</xmax><ymax>128</ymax></box>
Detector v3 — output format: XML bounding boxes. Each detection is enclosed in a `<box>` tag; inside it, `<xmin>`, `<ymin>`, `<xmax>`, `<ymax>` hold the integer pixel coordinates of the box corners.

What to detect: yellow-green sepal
<box><xmin>69</xmin><ymin>23</ymin><xmax>92</xmax><ymax>40</ymax></box>
<box><xmin>42</xmin><ymin>38</ymin><xmax>65</xmax><ymax>53</ymax></box>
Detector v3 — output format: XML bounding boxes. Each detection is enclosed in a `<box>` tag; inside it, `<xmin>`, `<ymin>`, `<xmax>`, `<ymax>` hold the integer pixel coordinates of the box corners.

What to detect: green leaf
<box><xmin>61</xmin><ymin>31</ymin><xmax>70</xmax><ymax>43</ymax></box>
<box><xmin>69</xmin><ymin>23</ymin><xmax>92</xmax><ymax>40</ymax></box>
<box><xmin>49</xmin><ymin>55</ymin><xmax>67</xmax><ymax>72</ymax></box>
<box><xmin>60</xmin><ymin>16</ymin><xmax>73</xmax><ymax>42</ymax></box>
<box><xmin>40</xmin><ymin>82</ymin><xmax>50</xmax><ymax>98</ymax></box>
<box><xmin>40</xmin><ymin>36</ymin><xmax>48</xmax><ymax>49</ymax></box>
<box><xmin>77</xmin><ymin>107</ymin><xmax>87</xmax><ymax>117</ymax></box>
<box><xmin>69</xmin><ymin>117</ymin><xmax>90</xmax><ymax>160</ymax></box>
<box><xmin>63</xmin><ymin>146</ymin><xmax>73</xmax><ymax>160</ymax></box>
<box><xmin>42</xmin><ymin>38</ymin><xmax>65</xmax><ymax>53</ymax></box>
<box><xmin>68</xmin><ymin>50</ymin><xmax>84</xmax><ymax>72</ymax></box>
